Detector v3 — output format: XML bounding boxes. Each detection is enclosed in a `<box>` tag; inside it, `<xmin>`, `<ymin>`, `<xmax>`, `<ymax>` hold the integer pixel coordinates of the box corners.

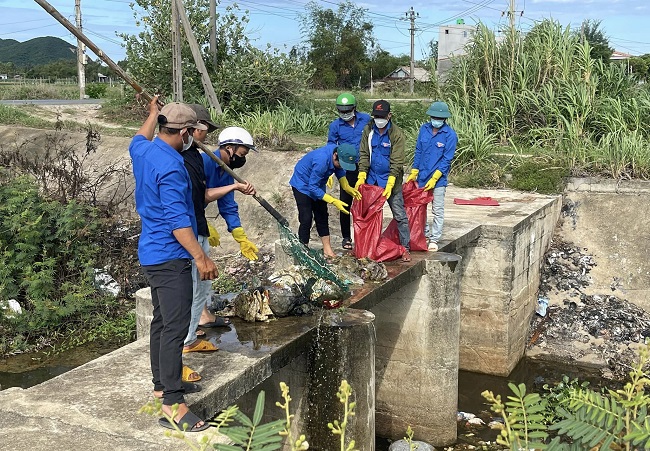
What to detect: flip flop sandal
<box><xmin>342</xmin><ymin>238</ymin><xmax>353</xmax><ymax>250</ymax></box>
<box><xmin>182</xmin><ymin>339</ymin><xmax>219</xmax><ymax>353</ymax></box>
<box><xmin>198</xmin><ymin>317</ymin><xmax>231</xmax><ymax>328</ymax></box>
<box><xmin>182</xmin><ymin>365</ymin><xmax>201</xmax><ymax>383</ymax></box>
<box><xmin>159</xmin><ymin>410</ymin><xmax>210</xmax><ymax>432</ymax></box>
<box><xmin>196</xmin><ymin>330</ymin><xmax>206</xmax><ymax>337</ymax></box>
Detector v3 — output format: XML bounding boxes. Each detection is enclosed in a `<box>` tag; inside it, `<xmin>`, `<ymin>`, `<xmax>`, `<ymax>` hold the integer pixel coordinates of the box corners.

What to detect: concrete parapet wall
<box><xmin>455</xmin><ymin>196</ymin><xmax>561</xmax><ymax>375</ymax></box>
<box><xmin>370</xmin><ymin>255</ymin><xmax>462</xmax><ymax>446</ymax></box>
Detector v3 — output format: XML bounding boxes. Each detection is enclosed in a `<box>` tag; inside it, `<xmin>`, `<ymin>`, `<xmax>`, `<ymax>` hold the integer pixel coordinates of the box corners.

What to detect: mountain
<box><xmin>0</xmin><ymin>37</ymin><xmax>77</xmax><ymax>67</ymax></box>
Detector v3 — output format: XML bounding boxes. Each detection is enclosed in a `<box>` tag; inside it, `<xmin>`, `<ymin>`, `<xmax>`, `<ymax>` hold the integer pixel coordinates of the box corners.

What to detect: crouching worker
<box><xmin>289</xmin><ymin>143</ymin><xmax>361</xmax><ymax>259</ymax></box>
<box><xmin>129</xmin><ymin>98</ymin><xmax>217</xmax><ymax>432</ymax></box>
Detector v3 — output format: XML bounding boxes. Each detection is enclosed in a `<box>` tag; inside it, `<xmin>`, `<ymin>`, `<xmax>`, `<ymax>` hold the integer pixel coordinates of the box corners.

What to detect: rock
<box><xmin>388</xmin><ymin>439</ymin><xmax>435</xmax><ymax>451</ymax></box>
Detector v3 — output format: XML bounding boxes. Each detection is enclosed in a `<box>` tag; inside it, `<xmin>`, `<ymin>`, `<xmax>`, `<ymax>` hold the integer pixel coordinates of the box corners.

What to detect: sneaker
<box><xmin>401</xmin><ymin>250</ymin><xmax>412</xmax><ymax>262</ymax></box>
<box><xmin>428</xmin><ymin>241</ymin><xmax>438</xmax><ymax>252</ymax></box>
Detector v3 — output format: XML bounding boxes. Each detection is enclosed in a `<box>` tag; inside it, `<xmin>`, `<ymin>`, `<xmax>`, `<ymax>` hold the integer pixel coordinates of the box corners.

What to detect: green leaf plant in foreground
<box><xmin>482</xmin><ymin>344</ymin><xmax>650</xmax><ymax>450</ymax></box>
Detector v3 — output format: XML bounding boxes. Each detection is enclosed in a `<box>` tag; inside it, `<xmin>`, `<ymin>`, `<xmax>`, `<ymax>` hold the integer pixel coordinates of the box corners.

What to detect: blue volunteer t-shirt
<box><xmin>201</xmin><ymin>152</ymin><xmax>242</xmax><ymax>233</ymax></box>
<box><xmin>413</xmin><ymin>122</ymin><xmax>458</xmax><ymax>188</ymax></box>
<box><xmin>289</xmin><ymin>144</ymin><xmax>346</xmax><ymax>200</ymax></box>
<box><xmin>366</xmin><ymin>122</ymin><xmax>393</xmax><ymax>188</ymax></box>
<box><xmin>129</xmin><ymin>134</ymin><xmax>197</xmax><ymax>266</ymax></box>
<box><xmin>327</xmin><ymin>112</ymin><xmax>372</xmax><ymax>156</ymax></box>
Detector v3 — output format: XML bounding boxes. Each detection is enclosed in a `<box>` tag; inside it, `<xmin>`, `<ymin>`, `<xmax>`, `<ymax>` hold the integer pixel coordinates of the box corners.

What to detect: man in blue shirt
<box><xmin>406</xmin><ymin>101</ymin><xmax>458</xmax><ymax>251</ymax></box>
<box><xmin>289</xmin><ymin>143</ymin><xmax>361</xmax><ymax>259</ymax></box>
<box><xmin>130</xmin><ymin>97</ymin><xmax>217</xmax><ymax>432</ymax></box>
<box><xmin>356</xmin><ymin>100</ymin><xmax>412</xmax><ymax>262</ymax></box>
<box><xmin>327</xmin><ymin>92</ymin><xmax>372</xmax><ymax>250</ymax></box>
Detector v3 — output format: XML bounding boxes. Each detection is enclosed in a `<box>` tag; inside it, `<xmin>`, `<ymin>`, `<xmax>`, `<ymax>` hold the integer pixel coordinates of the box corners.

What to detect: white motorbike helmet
<box><xmin>218</xmin><ymin>126</ymin><xmax>257</xmax><ymax>152</ymax></box>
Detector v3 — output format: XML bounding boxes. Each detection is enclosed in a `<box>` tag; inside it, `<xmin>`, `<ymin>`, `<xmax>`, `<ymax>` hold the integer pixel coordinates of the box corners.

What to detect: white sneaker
<box><xmin>428</xmin><ymin>241</ymin><xmax>438</xmax><ymax>252</ymax></box>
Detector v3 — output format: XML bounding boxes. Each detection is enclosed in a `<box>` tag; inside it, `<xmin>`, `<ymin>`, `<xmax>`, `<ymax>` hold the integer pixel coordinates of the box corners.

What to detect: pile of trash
<box><xmin>529</xmin><ymin>237</ymin><xmax>650</xmax><ymax>380</ymax></box>
<box><xmin>210</xmin><ymin>255</ymin><xmax>388</xmax><ymax>322</ymax></box>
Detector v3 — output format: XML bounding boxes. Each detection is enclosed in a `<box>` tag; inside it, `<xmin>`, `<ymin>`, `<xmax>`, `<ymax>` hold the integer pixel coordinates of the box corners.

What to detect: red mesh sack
<box><xmin>382</xmin><ymin>181</ymin><xmax>434</xmax><ymax>251</ymax></box>
<box><xmin>352</xmin><ymin>184</ymin><xmax>404</xmax><ymax>262</ymax></box>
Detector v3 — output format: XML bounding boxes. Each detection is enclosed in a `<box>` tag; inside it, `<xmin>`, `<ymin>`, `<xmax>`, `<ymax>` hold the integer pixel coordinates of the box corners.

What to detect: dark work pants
<box><xmin>143</xmin><ymin>258</ymin><xmax>193</xmax><ymax>406</ymax></box>
<box><xmin>339</xmin><ymin>169</ymin><xmax>359</xmax><ymax>240</ymax></box>
<box><xmin>293</xmin><ymin>187</ymin><xmax>329</xmax><ymax>244</ymax></box>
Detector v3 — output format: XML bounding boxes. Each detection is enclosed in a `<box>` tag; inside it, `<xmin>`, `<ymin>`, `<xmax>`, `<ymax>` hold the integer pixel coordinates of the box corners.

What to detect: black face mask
<box><xmin>228</xmin><ymin>150</ymin><xmax>247</xmax><ymax>169</ymax></box>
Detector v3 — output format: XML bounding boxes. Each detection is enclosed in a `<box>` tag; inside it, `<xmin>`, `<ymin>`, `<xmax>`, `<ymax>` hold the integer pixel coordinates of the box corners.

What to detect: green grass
<box><xmin>0</xmin><ymin>104</ymin><xmax>52</xmax><ymax>128</ymax></box>
<box><xmin>0</xmin><ymin>82</ymin><xmax>124</xmax><ymax>101</ymax></box>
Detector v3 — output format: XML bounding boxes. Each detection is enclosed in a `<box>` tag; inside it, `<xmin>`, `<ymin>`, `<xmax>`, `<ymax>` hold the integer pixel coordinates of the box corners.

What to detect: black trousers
<box><xmin>293</xmin><ymin>187</ymin><xmax>329</xmax><ymax>244</ymax></box>
<box><xmin>142</xmin><ymin>258</ymin><xmax>193</xmax><ymax>406</ymax></box>
<box><xmin>339</xmin><ymin>169</ymin><xmax>359</xmax><ymax>240</ymax></box>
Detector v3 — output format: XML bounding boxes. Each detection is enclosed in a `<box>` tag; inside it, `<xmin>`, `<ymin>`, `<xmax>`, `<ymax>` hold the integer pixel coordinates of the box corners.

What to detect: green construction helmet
<box><xmin>426</xmin><ymin>101</ymin><xmax>452</xmax><ymax>118</ymax></box>
<box><xmin>336</xmin><ymin>92</ymin><xmax>356</xmax><ymax>112</ymax></box>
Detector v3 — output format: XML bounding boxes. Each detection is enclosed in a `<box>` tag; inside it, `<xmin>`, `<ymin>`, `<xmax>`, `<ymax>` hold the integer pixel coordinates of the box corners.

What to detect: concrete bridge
<box><xmin>0</xmin><ymin>186</ymin><xmax>561</xmax><ymax>450</ymax></box>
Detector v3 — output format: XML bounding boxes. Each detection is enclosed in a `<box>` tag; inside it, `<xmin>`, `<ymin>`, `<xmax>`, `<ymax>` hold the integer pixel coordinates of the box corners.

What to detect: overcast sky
<box><xmin>1</xmin><ymin>0</ymin><xmax>649</xmax><ymax>62</ymax></box>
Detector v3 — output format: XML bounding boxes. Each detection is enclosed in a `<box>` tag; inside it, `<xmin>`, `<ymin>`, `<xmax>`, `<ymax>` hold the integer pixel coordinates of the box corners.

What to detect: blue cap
<box><xmin>337</xmin><ymin>143</ymin><xmax>358</xmax><ymax>171</ymax></box>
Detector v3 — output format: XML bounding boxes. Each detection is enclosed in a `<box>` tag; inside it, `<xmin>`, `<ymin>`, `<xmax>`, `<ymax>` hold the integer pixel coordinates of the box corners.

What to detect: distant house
<box><xmin>384</xmin><ymin>66</ymin><xmax>430</xmax><ymax>82</ymax></box>
<box><xmin>610</xmin><ymin>50</ymin><xmax>632</xmax><ymax>61</ymax></box>
<box><xmin>97</xmin><ymin>73</ymin><xmax>109</xmax><ymax>83</ymax></box>
<box><xmin>0</xmin><ymin>74</ymin><xmax>7</xmax><ymax>80</ymax></box>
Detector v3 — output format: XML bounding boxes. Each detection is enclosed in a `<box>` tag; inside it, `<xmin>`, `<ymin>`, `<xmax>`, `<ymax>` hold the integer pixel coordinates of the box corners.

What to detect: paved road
<box><xmin>0</xmin><ymin>99</ymin><xmax>103</xmax><ymax>105</ymax></box>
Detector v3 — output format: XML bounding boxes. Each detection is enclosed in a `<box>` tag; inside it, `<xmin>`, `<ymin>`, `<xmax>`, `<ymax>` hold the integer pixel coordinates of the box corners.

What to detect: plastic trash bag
<box><xmin>382</xmin><ymin>181</ymin><xmax>433</xmax><ymax>251</ymax></box>
<box><xmin>351</xmin><ymin>184</ymin><xmax>404</xmax><ymax>262</ymax></box>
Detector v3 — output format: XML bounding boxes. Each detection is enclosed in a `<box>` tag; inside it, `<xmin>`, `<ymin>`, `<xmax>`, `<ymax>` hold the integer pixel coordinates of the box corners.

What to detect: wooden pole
<box><xmin>75</xmin><ymin>0</ymin><xmax>86</xmax><ymax>99</ymax></box>
<box><xmin>174</xmin><ymin>0</ymin><xmax>222</xmax><ymax>113</ymax></box>
<box><xmin>171</xmin><ymin>0</ymin><xmax>183</xmax><ymax>101</ymax></box>
<box><xmin>210</xmin><ymin>0</ymin><xmax>217</xmax><ymax>67</ymax></box>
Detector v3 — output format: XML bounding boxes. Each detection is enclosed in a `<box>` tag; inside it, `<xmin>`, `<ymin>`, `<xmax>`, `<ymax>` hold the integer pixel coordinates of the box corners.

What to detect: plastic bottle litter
<box><xmin>536</xmin><ymin>296</ymin><xmax>549</xmax><ymax>316</ymax></box>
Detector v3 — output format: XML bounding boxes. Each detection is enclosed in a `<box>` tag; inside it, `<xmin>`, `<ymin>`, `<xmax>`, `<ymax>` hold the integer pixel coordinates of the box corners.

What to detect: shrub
<box><xmin>86</xmin><ymin>82</ymin><xmax>108</xmax><ymax>99</ymax></box>
<box><xmin>0</xmin><ymin>175</ymin><xmax>102</xmax><ymax>333</ymax></box>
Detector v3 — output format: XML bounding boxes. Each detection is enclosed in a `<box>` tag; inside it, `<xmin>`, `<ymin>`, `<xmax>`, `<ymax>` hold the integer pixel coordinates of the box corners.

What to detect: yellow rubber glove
<box><xmin>326</xmin><ymin>174</ymin><xmax>334</xmax><ymax>189</ymax></box>
<box><xmin>323</xmin><ymin>193</ymin><xmax>349</xmax><ymax>214</ymax></box>
<box><xmin>231</xmin><ymin>227</ymin><xmax>259</xmax><ymax>260</ymax></box>
<box><xmin>423</xmin><ymin>170</ymin><xmax>443</xmax><ymax>191</ymax></box>
<box><xmin>339</xmin><ymin>177</ymin><xmax>362</xmax><ymax>200</ymax></box>
<box><xmin>382</xmin><ymin>175</ymin><xmax>396</xmax><ymax>198</ymax></box>
<box><xmin>354</xmin><ymin>171</ymin><xmax>367</xmax><ymax>190</ymax></box>
<box><xmin>207</xmin><ymin>223</ymin><xmax>221</xmax><ymax>247</ymax></box>
<box><xmin>406</xmin><ymin>168</ymin><xmax>419</xmax><ymax>183</ymax></box>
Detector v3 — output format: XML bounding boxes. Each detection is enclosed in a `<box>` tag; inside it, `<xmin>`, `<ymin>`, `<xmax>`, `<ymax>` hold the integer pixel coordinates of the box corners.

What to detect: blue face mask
<box><xmin>431</xmin><ymin>119</ymin><xmax>445</xmax><ymax>129</ymax></box>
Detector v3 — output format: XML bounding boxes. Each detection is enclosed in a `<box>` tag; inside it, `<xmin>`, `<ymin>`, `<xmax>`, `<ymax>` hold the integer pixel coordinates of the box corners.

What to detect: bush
<box><xmin>86</xmin><ymin>82</ymin><xmax>108</xmax><ymax>99</ymax></box>
<box><xmin>509</xmin><ymin>159</ymin><xmax>569</xmax><ymax>194</ymax></box>
<box><xmin>0</xmin><ymin>176</ymin><xmax>103</xmax><ymax>333</ymax></box>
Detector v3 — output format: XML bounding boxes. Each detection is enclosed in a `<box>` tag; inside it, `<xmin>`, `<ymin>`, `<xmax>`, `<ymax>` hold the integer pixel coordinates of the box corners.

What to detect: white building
<box><xmin>437</xmin><ymin>21</ymin><xmax>476</xmax><ymax>75</ymax></box>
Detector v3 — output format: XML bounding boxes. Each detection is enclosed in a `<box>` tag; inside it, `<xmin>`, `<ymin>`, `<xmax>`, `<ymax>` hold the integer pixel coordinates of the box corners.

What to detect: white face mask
<box><xmin>374</xmin><ymin>118</ymin><xmax>388</xmax><ymax>128</ymax></box>
<box><xmin>181</xmin><ymin>131</ymin><xmax>194</xmax><ymax>151</ymax></box>
<box><xmin>339</xmin><ymin>111</ymin><xmax>354</xmax><ymax>122</ymax></box>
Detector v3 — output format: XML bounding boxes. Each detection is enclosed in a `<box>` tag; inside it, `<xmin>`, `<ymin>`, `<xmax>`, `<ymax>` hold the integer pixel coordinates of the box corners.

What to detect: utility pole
<box><xmin>406</xmin><ymin>7</ymin><xmax>419</xmax><ymax>94</ymax></box>
<box><xmin>210</xmin><ymin>0</ymin><xmax>217</xmax><ymax>67</ymax></box>
<box><xmin>503</xmin><ymin>0</ymin><xmax>524</xmax><ymax>33</ymax></box>
<box><xmin>75</xmin><ymin>0</ymin><xmax>85</xmax><ymax>99</ymax></box>
<box><xmin>171</xmin><ymin>0</ymin><xmax>183</xmax><ymax>101</ymax></box>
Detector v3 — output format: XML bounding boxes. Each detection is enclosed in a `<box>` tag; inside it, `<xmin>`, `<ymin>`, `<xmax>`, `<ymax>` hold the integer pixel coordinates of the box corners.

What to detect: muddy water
<box><xmin>0</xmin><ymin>342</ymin><xmax>116</xmax><ymax>390</ymax></box>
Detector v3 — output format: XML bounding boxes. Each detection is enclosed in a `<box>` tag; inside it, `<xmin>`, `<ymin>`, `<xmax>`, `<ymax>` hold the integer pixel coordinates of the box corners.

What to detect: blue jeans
<box><xmin>386</xmin><ymin>184</ymin><xmax>410</xmax><ymax>250</ymax></box>
<box><xmin>184</xmin><ymin>235</ymin><xmax>212</xmax><ymax>346</ymax></box>
<box><xmin>425</xmin><ymin>186</ymin><xmax>446</xmax><ymax>243</ymax></box>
